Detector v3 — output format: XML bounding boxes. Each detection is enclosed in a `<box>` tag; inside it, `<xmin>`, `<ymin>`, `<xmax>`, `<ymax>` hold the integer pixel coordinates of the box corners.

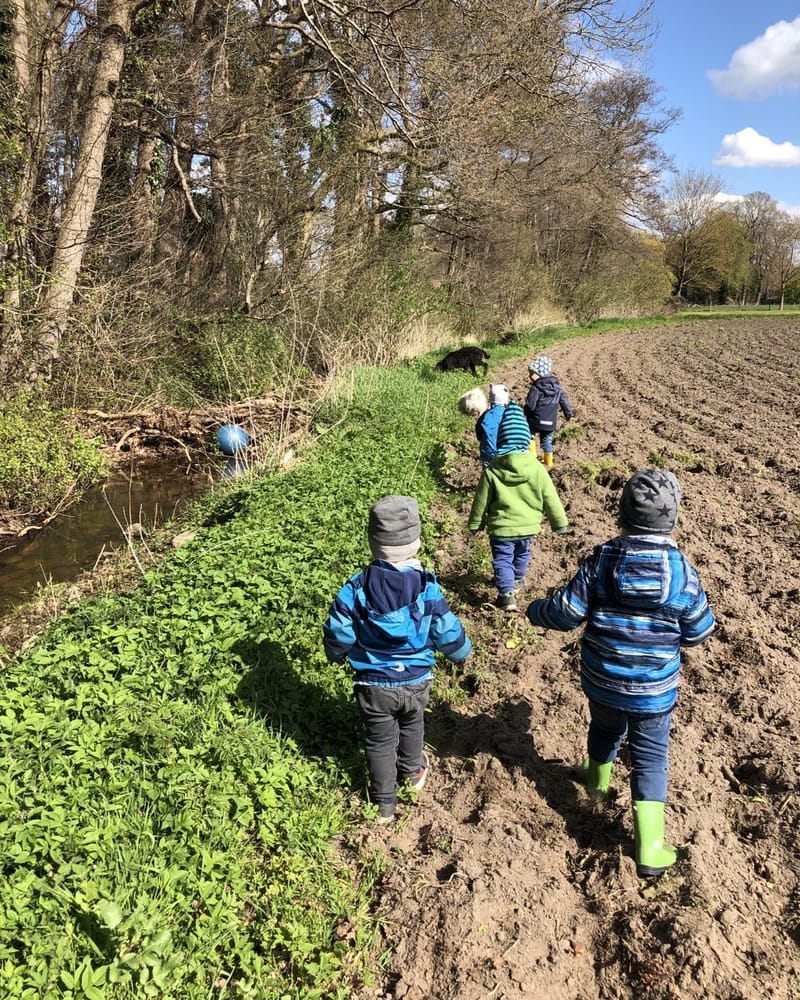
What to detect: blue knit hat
<box><xmin>495</xmin><ymin>401</ymin><xmax>532</xmax><ymax>455</ymax></box>
<box><xmin>528</xmin><ymin>356</ymin><xmax>553</xmax><ymax>376</ymax></box>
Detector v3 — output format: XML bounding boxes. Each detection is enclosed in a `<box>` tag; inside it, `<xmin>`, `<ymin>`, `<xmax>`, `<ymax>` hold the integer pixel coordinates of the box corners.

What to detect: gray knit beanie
<box><xmin>619</xmin><ymin>470</ymin><xmax>682</xmax><ymax>535</ymax></box>
<box><xmin>368</xmin><ymin>495</ymin><xmax>421</xmax><ymax>562</ymax></box>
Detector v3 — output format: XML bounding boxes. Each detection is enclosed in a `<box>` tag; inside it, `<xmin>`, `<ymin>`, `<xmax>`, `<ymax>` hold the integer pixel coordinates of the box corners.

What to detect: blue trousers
<box><xmin>490</xmin><ymin>536</ymin><xmax>534</xmax><ymax>593</ymax></box>
<box><xmin>587</xmin><ymin>699</ymin><xmax>672</xmax><ymax>802</ymax></box>
<box><xmin>354</xmin><ymin>681</ymin><xmax>431</xmax><ymax>805</ymax></box>
<box><xmin>538</xmin><ymin>431</ymin><xmax>555</xmax><ymax>455</ymax></box>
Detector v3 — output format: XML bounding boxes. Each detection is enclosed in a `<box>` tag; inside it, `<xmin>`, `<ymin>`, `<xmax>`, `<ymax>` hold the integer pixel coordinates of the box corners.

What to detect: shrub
<box><xmin>0</xmin><ymin>395</ymin><xmax>105</xmax><ymax>513</ymax></box>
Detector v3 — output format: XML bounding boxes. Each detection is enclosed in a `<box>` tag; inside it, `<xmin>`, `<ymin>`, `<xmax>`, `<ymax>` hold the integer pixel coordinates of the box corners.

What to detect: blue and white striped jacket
<box><xmin>527</xmin><ymin>535</ymin><xmax>715</xmax><ymax>712</ymax></box>
<box><xmin>323</xmin><ymin>560</ymin><xmax>472</xmax><ymax>686</ymax></box>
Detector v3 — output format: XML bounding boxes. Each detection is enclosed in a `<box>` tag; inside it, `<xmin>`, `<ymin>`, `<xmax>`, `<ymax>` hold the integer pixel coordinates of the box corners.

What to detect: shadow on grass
<box><xmin>234</xmin><ymin>637</ymin><xmax>365</xmax><ymax>786</ymax></box>
<box><xmin>233</xmin><ymin>639</ymin><xmax>629</xmax><ymax>861</ymax></box>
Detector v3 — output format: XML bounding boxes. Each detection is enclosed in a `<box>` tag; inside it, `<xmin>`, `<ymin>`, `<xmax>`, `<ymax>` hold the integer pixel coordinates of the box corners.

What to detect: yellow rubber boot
<box><xmin>543</xmin><ymin>452</ymin><xmax>554</xmax><ymax>468</ymax></box>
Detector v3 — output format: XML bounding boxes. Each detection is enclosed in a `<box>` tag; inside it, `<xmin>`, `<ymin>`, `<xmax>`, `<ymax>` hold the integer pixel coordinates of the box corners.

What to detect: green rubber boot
<box><xmin>578</xmin><ymin>757</ymin><xmax>614</xmax><ymax>793</ymax></box>
<box><xmin>633</xmin><ymin>800</ymin><xmax>677</xmax><ymax>878</ymax></box>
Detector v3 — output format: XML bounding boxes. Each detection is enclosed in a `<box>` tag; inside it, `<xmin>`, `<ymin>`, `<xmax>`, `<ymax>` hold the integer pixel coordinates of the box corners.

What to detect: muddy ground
<box><xmin>356</xmin><ymin>318</ymin><xmax>800</xmax><ymax>1000</ymax></box>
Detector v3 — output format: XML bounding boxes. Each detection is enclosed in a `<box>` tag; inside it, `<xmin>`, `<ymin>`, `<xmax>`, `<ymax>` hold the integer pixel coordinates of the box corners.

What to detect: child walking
<box><xmin>323</xmin><ymin>495</ymin><xmax>472</xmax><ymax>824</ymax></box>
<box><xmin>458</xmin><ymin>384</ymin><xmax>512</xmax><ymax>468</ymax></box>
<box><xmin>526</xmin><ymin>470</ymin><xmax>715</xmax><ymax>877</ymax></box>
<box><xmin>468</xmin><ymin>401</ymin><xmax>569</xmax><ymax>612</ymax></box>
<box><xmin>524</xmin><ymin>355</ymin><xmax>574</xmax><ymax>468</ymax></box>
<box><xmin>476</xmin><ymin>384</ymin><xmax>511</xmax><ymax>467</ymax></box>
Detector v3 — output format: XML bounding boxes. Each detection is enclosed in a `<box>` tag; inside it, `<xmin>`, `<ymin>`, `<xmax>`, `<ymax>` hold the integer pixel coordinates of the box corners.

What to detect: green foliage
<box><xmin>574</xmin><ymin>458</ymin><xmax>620</xmax><ymax>484</ymax></box>
<box><xmin>162</xmin><ymin>314</ymin><xmax>296</xmax><ymax>402</ymax></box>
<box><xmin>0</xmin><ymin>353</ymin><xmax>475</xmax><ymax>997</ymax></box>
<box><xmin>0</xmin><ymin>395</ymin><xmax>105</xmax><ymax>512</ymax></box>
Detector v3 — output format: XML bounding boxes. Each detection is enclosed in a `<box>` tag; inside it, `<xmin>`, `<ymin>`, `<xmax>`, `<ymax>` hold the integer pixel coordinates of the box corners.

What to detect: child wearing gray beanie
<box><xmin>526</xmin><ymin>469</ymin><xmax>715</xmax><ymax>878</ymax></box>
<box><xmin>323</xmin><ymin>495</ymin><xmax>472</xmax><ymax>824</ymax></box>
<box><xmin>524</xmin><ymin>355</ymin><xmax>574</xmax><ymax>469</ymax></box>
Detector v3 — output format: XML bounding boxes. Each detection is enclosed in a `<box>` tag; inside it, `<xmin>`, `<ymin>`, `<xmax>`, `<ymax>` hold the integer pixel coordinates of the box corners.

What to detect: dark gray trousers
<box><xmin>354</xmin><ymin>680</ymin><xmax>431</xmax><ymax>805</ymax></box>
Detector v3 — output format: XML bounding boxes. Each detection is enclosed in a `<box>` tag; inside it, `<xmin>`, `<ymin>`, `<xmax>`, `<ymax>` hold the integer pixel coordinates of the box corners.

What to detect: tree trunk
<box><xmin>34</xmin><ymin>0</ymin><xmax>133</xmax><ymax>382</ymax></box>
<box><xmin>1</xmin><ymin>0</ymin><xmax>71</xmax><ymax>385</ymax></box>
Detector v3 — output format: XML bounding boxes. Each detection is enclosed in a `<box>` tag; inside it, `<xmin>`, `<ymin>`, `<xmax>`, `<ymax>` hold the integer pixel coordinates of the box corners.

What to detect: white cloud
<box><xmin>712</xmin><ymin>191</ymin><xmax>800</xmax><ymax>217</ymax></box>
<box><xmin>713</xmin><ymin>127</ymin><xmax>800</xmax><ymax>168</ymax></box>
<box><xmin>713</xmin><ymin>192</ymin><xmax>744</xmax><ymax>207</ymax></box>
<box><xmin>708</xmin><ymin>17</ymin><xmax>800</xmax><ymax>99</ymax></box>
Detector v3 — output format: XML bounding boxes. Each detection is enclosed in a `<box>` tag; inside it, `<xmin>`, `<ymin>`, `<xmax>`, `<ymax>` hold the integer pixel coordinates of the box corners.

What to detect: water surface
<box><xmin>0</xmin><ymin>460</ymin><xmax>218</xmax><ymax>613</ymax></box>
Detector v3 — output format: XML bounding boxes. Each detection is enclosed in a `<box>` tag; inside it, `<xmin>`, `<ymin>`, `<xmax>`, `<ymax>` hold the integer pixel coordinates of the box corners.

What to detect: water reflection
<box><xmin>223</xmin><ymin>456</ymin><xmax>250</xmax><ymax>479</ymax></box>
<box><xmin>0</xmin><ymin>460</ymin><xmax>218</xmax><ymax>613</ymax></box>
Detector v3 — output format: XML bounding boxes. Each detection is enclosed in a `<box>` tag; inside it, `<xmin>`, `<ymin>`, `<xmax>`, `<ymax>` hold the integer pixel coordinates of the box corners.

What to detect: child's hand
<box><xmin>553</xmin><ymin>525</ymin><xmax>572</xmax><ymax>534</ymax></box>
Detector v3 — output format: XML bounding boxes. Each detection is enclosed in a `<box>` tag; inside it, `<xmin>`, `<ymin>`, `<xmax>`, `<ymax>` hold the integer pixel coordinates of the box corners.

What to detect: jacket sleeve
<box><xmin>468</xmin><ymin>471</ymin><xmax>491</xmax><ymax>532</ymax></box>
<box><xmin>428</xmin><ymin>586</ymin><xmax>472</xmax><ymax>663</ymax></box>
<box><xmin>322</xmin><ymin>581</ymin><xmax>358</xmax><ymax>663</ymax></box>
<box><xmin>526</xmin><ymin>558</ymin><xmax>593</xmax><ymax>631</ymax></box>
<box><xmin>475</xmin><ymin>413</ymin><xmax>492</xmax><ymax>466</ymax></box>
<box><xmin>540</xmin><ymin>469</ymin><xmax>569</xmax><ymax>530</ymax></box>
<box><xmin>559</xmin><ymin>388</ymin><xmax>574</xmax><ymax>420</ymax></box>
<box><xmin>679</xmin><ymin>568</ymin><xmax>716</xmax><ymax>646</ymax></box>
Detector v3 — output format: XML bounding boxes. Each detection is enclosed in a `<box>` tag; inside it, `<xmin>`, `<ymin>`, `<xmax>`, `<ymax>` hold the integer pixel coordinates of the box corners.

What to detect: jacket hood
<box><xmin>361</xmin><ymin>559</ymin><xmax>425</xmax><ymax>615</ymax></box>
<box><xmin>606</xmin><ymin>536</ymin><xmax>684</xmax><ymax>608</ymax></box>
<box><xmin>488</xmin><ymin>450</ymin><xmax>538</xmax><ymax>486</ymax></box>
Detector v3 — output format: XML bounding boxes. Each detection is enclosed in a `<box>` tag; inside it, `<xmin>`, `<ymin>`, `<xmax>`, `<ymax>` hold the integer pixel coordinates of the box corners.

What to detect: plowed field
<box><xmin>357</xmin><ymin>318</ymin><xmax>800</xmax><ymax>1000</ymax></box>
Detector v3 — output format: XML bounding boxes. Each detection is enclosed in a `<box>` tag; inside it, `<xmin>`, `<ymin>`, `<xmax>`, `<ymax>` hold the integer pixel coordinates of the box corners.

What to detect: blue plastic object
<box><xmin>216</xmin><ymin>423</ymin><xmax>251</xmax><ymax>456</ymax></box>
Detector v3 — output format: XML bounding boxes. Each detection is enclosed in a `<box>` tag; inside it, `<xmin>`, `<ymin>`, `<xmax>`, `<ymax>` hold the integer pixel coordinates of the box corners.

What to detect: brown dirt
<box><xmin>355</xmin><ymin>318</ymin><xmax>800</xmax><ymax>1000</ymax></box>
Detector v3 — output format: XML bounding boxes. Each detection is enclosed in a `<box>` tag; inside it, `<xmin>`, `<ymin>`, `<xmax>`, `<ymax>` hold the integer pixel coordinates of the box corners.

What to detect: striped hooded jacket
<box><xmin>323</xmin><ymin>560</ymin><xmax>471</xmax><ymax>686</ymax></box>
<box><xmin>527</xmin><ymin>534</ymin><xmax>715</xmax><ymax>713</ymax></box>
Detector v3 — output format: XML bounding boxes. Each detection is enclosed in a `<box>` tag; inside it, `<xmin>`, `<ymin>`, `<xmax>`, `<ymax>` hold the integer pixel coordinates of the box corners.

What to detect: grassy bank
<box><xmin>0</xmin><ymin>329</ymin><xmax>549</xmax><ymax>998</ymax></box>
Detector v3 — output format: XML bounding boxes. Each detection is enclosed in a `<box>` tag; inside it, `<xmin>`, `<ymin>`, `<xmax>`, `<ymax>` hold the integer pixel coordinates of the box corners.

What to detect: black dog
<box><xmin>435</xmin><ymin>346</ymin><xmax>490</xmax><ymax>377</ymax></box>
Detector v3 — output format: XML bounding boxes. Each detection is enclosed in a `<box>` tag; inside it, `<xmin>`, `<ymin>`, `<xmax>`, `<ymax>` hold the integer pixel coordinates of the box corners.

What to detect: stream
<box><xmin>0</xmin><ymin>457</ymin><xmax>235</xmax><ymax>614</ymax></box>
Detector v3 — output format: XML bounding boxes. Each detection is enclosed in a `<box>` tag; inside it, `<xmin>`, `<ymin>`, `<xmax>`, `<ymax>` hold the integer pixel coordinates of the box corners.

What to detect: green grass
<box><xmin>0</xmin><ymin>394</ymin><xmax>105</xmax><ymax>514</ymax></box>
<box><xmin>0</xmin><ymin>353</ymin><xmax>480</xmax><ymax>998</ymax></box>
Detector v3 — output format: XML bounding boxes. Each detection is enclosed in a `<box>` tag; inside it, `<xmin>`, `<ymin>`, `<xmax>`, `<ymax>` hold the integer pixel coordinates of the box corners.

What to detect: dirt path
<box><xmin>355</xmin><ymin>318</ymin><xmax>800</xmax><ymax>1000</ymax></box>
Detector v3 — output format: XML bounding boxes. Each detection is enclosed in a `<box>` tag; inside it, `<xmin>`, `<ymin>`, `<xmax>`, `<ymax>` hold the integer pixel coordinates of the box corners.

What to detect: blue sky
<box><xmin>645</xmin><ymin>0</ymin><xmax>800</xmax><ymax>213</ymax></box>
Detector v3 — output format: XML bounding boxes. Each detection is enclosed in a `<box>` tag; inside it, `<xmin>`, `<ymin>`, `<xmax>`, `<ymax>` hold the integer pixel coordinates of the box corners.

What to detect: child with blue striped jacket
<box><xmin>323</xmin><ymin>495</ymin><xmax>472</xmax><ymax>824</ymax></box>
<box><xmin>526</xmin><ymin>470</ymin><xmax>715</xmax><ymax>877</ymax></box>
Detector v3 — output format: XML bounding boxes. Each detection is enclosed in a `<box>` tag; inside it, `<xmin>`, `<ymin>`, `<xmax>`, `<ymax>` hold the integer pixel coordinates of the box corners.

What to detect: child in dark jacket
<box><xmin>526</xmin><ymin>470</ymin><xmax>716</xmax><ymax>877</ymax></box>
<box><xmin>468</xmin><ymin>402</ymin><xmax>569</xmax><ymax>612</ymax></box>
<box><xmin>524</xmin><ymin>355</ymin><xmax>574</xmax><ymax>468</ymax></box>
<box><xmin>323</xmin><ymin>495</ymin><xmax>472</xmax><ymax>824</ymax></box>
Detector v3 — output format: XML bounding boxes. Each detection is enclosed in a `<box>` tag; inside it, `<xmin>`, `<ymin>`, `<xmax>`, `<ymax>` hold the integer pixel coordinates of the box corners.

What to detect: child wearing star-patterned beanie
<box><xmin>523</xmin><ymin>355</ymin><xmax>574</xmax><ymax>468</ymax></box>
<box><xmin>526</xmin><ymin>469</ymin><xmax>715</xmax><ymax>878</ymax></box>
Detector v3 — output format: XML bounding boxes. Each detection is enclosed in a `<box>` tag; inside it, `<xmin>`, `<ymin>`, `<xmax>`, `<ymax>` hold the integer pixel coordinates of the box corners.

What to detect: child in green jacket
<box><xmin>467</xmin><ymin>401</ymin><xmax>569</xmax><ymax>611</ymax></box>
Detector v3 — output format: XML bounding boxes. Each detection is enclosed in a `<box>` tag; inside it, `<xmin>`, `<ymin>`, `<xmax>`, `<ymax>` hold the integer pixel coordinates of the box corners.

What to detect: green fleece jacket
<box><xmin>468</xmin><ymin>451</ymin><xmax>568</xmax><ymax>538</ymax></box>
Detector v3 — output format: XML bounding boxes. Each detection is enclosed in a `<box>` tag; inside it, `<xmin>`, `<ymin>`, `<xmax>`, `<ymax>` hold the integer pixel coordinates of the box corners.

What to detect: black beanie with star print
<box><xmin>619</xmin><ymin>469</ymin><xmax>681</xmax><ymax>535</ymax></box>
